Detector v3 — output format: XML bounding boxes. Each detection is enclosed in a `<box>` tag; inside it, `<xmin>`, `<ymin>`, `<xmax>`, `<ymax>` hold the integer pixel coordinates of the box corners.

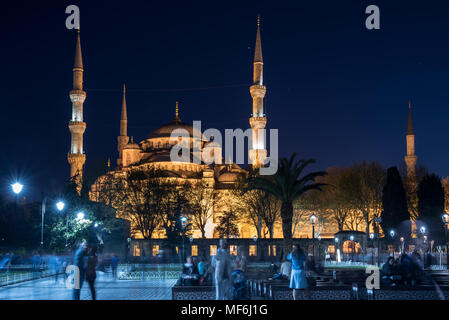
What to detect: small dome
<box><xmin>124</xmin><ymin>137</ymin><xmax>140</xmax><ymax>150</ymax></box>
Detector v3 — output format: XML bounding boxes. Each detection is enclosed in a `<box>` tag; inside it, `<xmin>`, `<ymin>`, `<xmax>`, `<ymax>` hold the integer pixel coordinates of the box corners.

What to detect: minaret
<box><xmin>117</xmin><ymin>84</ymin><xmax>129</xmax><ymax>166</ymax></box>
<box><xmin>249</xmin><ymin>15</ymin><xmax>267</xmax><ymax>168</ymax></box>
<box><xmin>405</xmin><ymin>100</ymin><xmax>417</xmax><ymax>178</ymax></box>
<box><xmin>68</xmin><ymin>30</ymin><xmax>87</xmax><ymax>182</ymax></box>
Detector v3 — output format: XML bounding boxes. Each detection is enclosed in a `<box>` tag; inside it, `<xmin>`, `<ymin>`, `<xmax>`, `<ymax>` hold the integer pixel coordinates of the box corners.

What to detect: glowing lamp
<box><xmin>11</xmin><ymin>182</ymin><xmax>23</xmax><ymax>195</ymax></box>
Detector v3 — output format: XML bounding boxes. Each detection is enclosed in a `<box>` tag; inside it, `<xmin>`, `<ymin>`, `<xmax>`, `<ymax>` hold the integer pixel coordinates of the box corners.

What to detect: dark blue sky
<box><xmin>1</xmin><ymin>0</ymin><xmax>448</xmax><ymax>200</ymax></box>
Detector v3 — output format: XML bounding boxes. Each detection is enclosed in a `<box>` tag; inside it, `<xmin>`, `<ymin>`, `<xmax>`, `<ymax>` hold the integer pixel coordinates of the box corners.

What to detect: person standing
<box><xmin>72</xmin><ymin>240</ymin><xmax>88</xmax><ymax>300</ymax></box>
<box><xmin>286</xmin><ymin>245</ymin><xmax>309</xmax><ymax>300</ymax></box>
<box><xmin>212</xmin><ymin>239</ymin><xmax>232</xmax><ymax>300</ymax></box>
<box><xmin>110</xmin><ymin>254</ymin><xmax>119</xmax><ymax>281</ymax></box>
<box><xmin>85</xmin><ymin>245</ymin><xmax>98</xmax><ymax>300</ymax></box>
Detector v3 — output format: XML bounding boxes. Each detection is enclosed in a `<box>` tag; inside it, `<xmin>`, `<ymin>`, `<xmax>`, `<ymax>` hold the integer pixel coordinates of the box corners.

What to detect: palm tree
<box><xmin>246</xmin><ymin>153</ymin><xmax>327</xmax><ymax>254</ymax></box>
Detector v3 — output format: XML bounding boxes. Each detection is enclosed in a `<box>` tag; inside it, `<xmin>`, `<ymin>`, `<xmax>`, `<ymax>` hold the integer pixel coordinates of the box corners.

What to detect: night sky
<box><xmin>1</xmin><ymin>0</ymin><xmax>448</xmax><ymax>201</ymax></box>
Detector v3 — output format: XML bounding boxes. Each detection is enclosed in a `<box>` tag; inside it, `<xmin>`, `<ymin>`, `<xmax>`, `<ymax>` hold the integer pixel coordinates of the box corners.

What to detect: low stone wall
<box><xmin>119</xmin><ymin>270</ymin><xmax>181</xmax><ymax>280</ymax></box>
<box><xmin>172</xmin><ymin>286</ymin><xmax>215</xmax><ymax>300</ymax></box>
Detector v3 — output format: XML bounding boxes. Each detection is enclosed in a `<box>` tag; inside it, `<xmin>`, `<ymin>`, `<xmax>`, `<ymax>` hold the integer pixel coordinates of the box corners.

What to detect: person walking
<box><xmin>72</xmin><ymin>240</ymin><xmax>88</xmax><ymax>300</ymax></box>
<box><xmin>212</xmin><ymin>239</ymin><xmax>232</xmax><ymax>300</ymax></box>
<box><xmin>85</xmin><ymin>244</ymin><xmax>98</xmax><ymax>300</ymax></box>
<box><xmin>286</xmin><ymin>245</ymin><xmax>310</xmax><ymax>300</ymax></box>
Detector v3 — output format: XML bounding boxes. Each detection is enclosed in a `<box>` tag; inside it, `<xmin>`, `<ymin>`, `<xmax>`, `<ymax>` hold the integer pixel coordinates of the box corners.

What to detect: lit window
<box><xmin>133</xmin><ymin>245</ymin><xmax>141</xmax><ymax>257</ymax></box>
<box><xmin>191</xmin><ymin>245</ymin><xmax>198</xmax><ymax>257</ymax></box>
<box><xmin>210</xmin><ymin>245</ymin><xmax>217</xmax><ymax>256</ymax></box>
<box><xmin>249</xmin><ymin>245</ymin><xmax>257</xmax><ymax>256</ymax></box>
<box><xmin>152</xmin><ymin>245</ymin><xmax>159</xmax><ymax>256</ymax></box>
<box><xmin>176</xmin><ymin>246</ymin><xmax>179</xmax><ymax>255</ymax></box>
<box><xmin>229</xmin><ymin>245</ymin><xmax>237</xmax><ymax>256</ymax></box>
<box><xmin>268</xmin><ymin>245</ymin><xmax>276</xmax><ymax>256</ymax></box>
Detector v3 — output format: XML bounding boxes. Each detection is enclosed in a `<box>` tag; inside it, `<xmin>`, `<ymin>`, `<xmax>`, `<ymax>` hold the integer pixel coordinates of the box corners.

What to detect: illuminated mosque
<box><xmin>65</xmin><ymin>19</ymin><xmax>421</xmax><ymax>242</ymax></box>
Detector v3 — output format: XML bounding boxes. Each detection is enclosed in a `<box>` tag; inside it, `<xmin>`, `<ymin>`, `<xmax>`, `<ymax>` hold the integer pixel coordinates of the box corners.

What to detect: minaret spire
<box><xmin>173</xmin><ymin>101</ymin><xmax>181</xmax><ymax>123</ymax></box>
<box><xmin>405</xmin><ymin>100</ymin><xmax>417</xmax><ymax>178</ymax></box>
<box><xmin>117</xmin><ymin>83</ymin><xmax>130</xmax><ymax>166</ymax></box>
<box><xmin>68</xmin><ymin>30</ymin><xmax>87</xmax><ymax>187</ymax></box>
<box><xmin>249</xmin><ymin>15</ymin><xmax>267</xmax><ymax>168</ymax></box>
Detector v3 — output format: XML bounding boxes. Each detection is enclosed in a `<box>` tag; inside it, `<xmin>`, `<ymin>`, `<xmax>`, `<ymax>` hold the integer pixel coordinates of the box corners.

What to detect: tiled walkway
<box><xmin>0</xmin><ymin>273</ymin><xmax>177</xmax><ymax>300</ymax></box>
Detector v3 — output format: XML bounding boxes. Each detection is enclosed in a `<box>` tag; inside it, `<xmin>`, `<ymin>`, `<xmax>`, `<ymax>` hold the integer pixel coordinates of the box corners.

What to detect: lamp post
<box><xmin>334</xmin><ymin>237</ymin><xmax>339</xmax><ymax>262</ymax></box>
<box><xmin>442</xmin><ymin>214</ymin><xmax>449</xmax><ymax>268</ymax></box>
<box><xmin>400</xmin><ymin>237</ymin><xmax>405</xmax><ymax>254</ymax></box>
<box><xmin>374</xmin><ymin>216</ymin><xmax>382</xmax><ymax>265</ymax></box>
<box><xmin>389</xmin><ymin>230</ymin><xmax>396</xmax><ymax>258</ymax></box>
<box><xmin>9</xmin><ymin>182</ymin><xmax>23</xmax><ymax>246</ymax></box>
<box><xmin>350</xmin><ymin>235</ymin><xmax>355</xmax><ymax>262</ymax></box>
<box><xmin>181</xmin><ymin>216</ymin><xmax>187</xmax><ymax>262</ymax></box>
<box><xmin>369</xmin><ymin>233</ymin><xmax>375</xmax><ymax>265</ymax></box>
<box><xmin>56</xmin><ymin>201</ymin><xmax>67</xmax><ymax>247</ymax></box>
<box><xmin>310</xmin><ymin>214</ymin><xmax>317</xmax><ymax>258</ymax></box>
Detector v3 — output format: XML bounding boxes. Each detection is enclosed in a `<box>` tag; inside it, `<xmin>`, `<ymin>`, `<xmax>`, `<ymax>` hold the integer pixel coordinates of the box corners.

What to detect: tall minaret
<box><xmin>249</xmin><ymin>15</ymin><xmax>267</xmax><ymax>168</ymax></box>
<box><xmin>117</xmin><ymin>84</ymin><xmax>129</xmax><ymax>166</ymax></box>
<box><xmin>405</xmin><ymin>100</ymin><xmax>417</xmax><ymax>178</ymax></box>
<box><xmin>68</xmin><ymin>30</ymin><xmax>87</xmax><ymax>181</ymax></box>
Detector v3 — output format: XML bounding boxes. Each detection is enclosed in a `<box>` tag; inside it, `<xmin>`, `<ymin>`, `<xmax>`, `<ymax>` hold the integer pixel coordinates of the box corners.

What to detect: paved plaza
<box><xmin>0</xmin><ymin>273</ymin><xmax>177</xmax><ymax>300</ymax></box>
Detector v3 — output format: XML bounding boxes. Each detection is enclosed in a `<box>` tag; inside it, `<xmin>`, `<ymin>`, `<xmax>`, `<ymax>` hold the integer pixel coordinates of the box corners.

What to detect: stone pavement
<box><xmin>0</xmin><ymin>272</ymin><xmax>177</xmax><ymax>300</ymax></box>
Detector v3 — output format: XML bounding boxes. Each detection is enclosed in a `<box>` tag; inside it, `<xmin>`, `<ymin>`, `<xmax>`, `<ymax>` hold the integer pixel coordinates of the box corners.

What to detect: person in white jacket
<box><xmin>212</xmin><ymin>238</ymin><xmax>233</xmax><ymax>300</ymax></box>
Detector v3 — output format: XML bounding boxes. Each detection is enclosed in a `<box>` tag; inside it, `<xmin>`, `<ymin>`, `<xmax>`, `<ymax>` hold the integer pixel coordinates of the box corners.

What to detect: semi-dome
<box><xmin>218</xmin><ymin>171</ymin><xmax>239</xmax><ymax>183</ymax></box>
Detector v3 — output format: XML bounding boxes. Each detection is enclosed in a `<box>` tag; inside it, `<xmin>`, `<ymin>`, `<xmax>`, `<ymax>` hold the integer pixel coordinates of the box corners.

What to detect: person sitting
<box><xmin>181</xmin><ymin>256</ymin><xmax>200</xmax><ymax>286</ymax></box>
<box><xmin>381</xmin><ymin>256</ymin><xmax>400</xmax><ymax>286</ymax></box>
<box><xmin>272</xmin><ymin>259</ymin><xmax>291</xmax><ymax>280</ymax></box>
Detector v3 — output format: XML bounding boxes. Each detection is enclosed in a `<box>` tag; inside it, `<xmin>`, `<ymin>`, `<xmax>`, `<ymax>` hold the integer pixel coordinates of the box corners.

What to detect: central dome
<box><xmin>148</xmin><ymin>119</ymin><xmax>203</xmax><ymax>139</ymax></box>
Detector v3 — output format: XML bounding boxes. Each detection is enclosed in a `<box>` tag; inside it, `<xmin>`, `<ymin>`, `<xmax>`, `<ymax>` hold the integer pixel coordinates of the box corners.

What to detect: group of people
<box><xmin>180</xmin><ymin>239</ymin><xmax>248</xmax><ymax>300</ymax></box>
<box><xmin>381</xmin><ymin>251</ymin><xmax>425</xmax><ymax>287</ymax></box>
<box><xmin>72</xmin><ymin>240</ymin><xmax>99</xmax><ymax>300</ymax></box>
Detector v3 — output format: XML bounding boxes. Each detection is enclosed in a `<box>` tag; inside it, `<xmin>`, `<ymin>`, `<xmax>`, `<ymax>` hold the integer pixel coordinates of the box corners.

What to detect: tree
<box><xmin>246</xmin><ymin>153</ymin><xmax>327</xmax><ymax>252</ymax></box>
<box><xmin>417</xmin><ymin>173</ymin><xmax>445</xmax><ymax>244</ymax></box>
<box><xmin>381</xmin><ymin>167</ymin><xmax>410</xmax><ymax>236</ymax></box>
<box><xmin>215</xmin><ymin>211</ymin><xmax>239</xmax><ymax>238</ymax></box>
<box><xmin>185</xmin><ymin>181</ymin><xmax>215</xmax><ymax>239</ymax></box>
<box><xmin>105</xmin><ymin>169</ymin><xmax>165</xmax><ymax>240</ymax></box>
<box><xmin>442</xmin><ymin>176</ymin><xmax>449</xmax><ymax>215</ymax></box>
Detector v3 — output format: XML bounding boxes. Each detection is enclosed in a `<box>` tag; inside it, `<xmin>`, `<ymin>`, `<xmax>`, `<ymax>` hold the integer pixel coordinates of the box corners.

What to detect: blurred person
<box><xmin>72</xmin><ymin>240</ymin><xmax>88</xmax><ymax>300</ymax></box>
<box><xmin>287</xmin><ymin>245</ymin><xmax>310</xmax><ymax>300</ymax></box>
<box><xmin>181</xmin><ymin>256</ymin><xmax>200</xmax><ymax>286</ymax></box>
<box><xmin>400</xmin><ymin>253</ymin><xmax>414</xmax><ymax>287</ymax></box>
<box><xmin>234</xmin><ymin>246</ymin><xmax>247</xmax><ymax>273</ymax></box>
<box><xmin>110</xmin><ymin>254</ymin><xmax>119</xmax><ymax>280</ymax></box>
<box><xmin>212</xmin><ymin>239</ymin><xmax>232</xmax><ymax>300</ymax></box>
<box><xmin>85</xmin><ymin>244</ymin><xmax>98</xmax><ymax>300</ymax></box>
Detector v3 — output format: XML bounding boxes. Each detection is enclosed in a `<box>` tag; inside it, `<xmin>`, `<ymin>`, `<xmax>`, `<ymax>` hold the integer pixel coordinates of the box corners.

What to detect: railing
<box><xmin>0</xmin><ymin>267</ymin><xmax>58</xmax><ymax>287</ymax></box>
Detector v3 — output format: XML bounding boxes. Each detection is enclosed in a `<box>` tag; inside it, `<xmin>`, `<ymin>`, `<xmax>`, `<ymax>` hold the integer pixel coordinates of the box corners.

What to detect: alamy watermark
<box><xmin>169</xmin><ymin>121</ymin><xmax>279</xmax><ymax>175</ymax></box>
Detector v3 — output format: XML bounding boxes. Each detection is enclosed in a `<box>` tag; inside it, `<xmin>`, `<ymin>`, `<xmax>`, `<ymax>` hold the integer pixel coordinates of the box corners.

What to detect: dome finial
<box><xmin>257</xmin><ymin>14</ymin><xmax>261</xmax><ymax>28</ymax></box>
<box><xmin>176</xmin><ymin>101</ymin><xmax>179</xmax><ymax>118</ymax></box>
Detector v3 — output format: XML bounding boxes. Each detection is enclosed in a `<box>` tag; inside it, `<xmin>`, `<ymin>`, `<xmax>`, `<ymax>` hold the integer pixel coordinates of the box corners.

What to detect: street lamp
<box><xmin>350</xmin><ymin>235</ymin><xmax>355</xmax><ymax>262</ymax></box>
<box><xmin>390</xmin><ymin>230</ymin><xmax>396</xmax><ymax>257</ymax></box>
<box><xmin>181</xmin><ymin>216</ymin><xmax>188</xmax><ymax>262</ymax></box>
<box><xmin>400</xmin><ymin>237</ymin><xmax>405</xmax><ymax>254</ymax></box>
<box><xmin>56</xmin><ymin>201</ymin><xmax>68</xmax><ymax>247</ymax></box>
<box><xmin>374</xmin><ymin>216</ymin><xmax>382</xmax><ymax>265</ymax></box>
<box><xmin>442</xmin><ymin>214</ymin><xmax>449</xmax><ymax>269</ymax></box>
<box><xmin>76</xmin><ymin>212</ymin><xmax>85</xmax><ymax>221</ymax></box>
<box><xmin>369</xmin><ymin>233</ymin><xmax>375</xmax><ymax>265</ymax></box>
<box><xmin>310</xmin><ymin>214</ymin><xmax>317</xmax><ymax>258</ymax></box>
<box><xmin>11</xmin><ymin>182</ymin><xmax>23</xmax><ymax>195</ymax></box>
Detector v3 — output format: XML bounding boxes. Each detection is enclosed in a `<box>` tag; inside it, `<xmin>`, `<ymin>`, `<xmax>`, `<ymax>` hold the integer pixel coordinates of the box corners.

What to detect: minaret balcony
<box><xmin>68</xmin><ymin>121</ymin><xmax>86</xmax><ymax>134</ymax></box>
<box><xmin>249</xmin><ymin>116</ymin><xmax>267</xmax><ymax>128</ymax></box>
<box><xmin>250</xmin><ymin>85</ymin><xmax>266</xmax><ymax>98</ymax></box>
<box><xmin>69</xmin><ymin>90</ymin><xmax>86</xmax><ymax>102</ymax></box>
